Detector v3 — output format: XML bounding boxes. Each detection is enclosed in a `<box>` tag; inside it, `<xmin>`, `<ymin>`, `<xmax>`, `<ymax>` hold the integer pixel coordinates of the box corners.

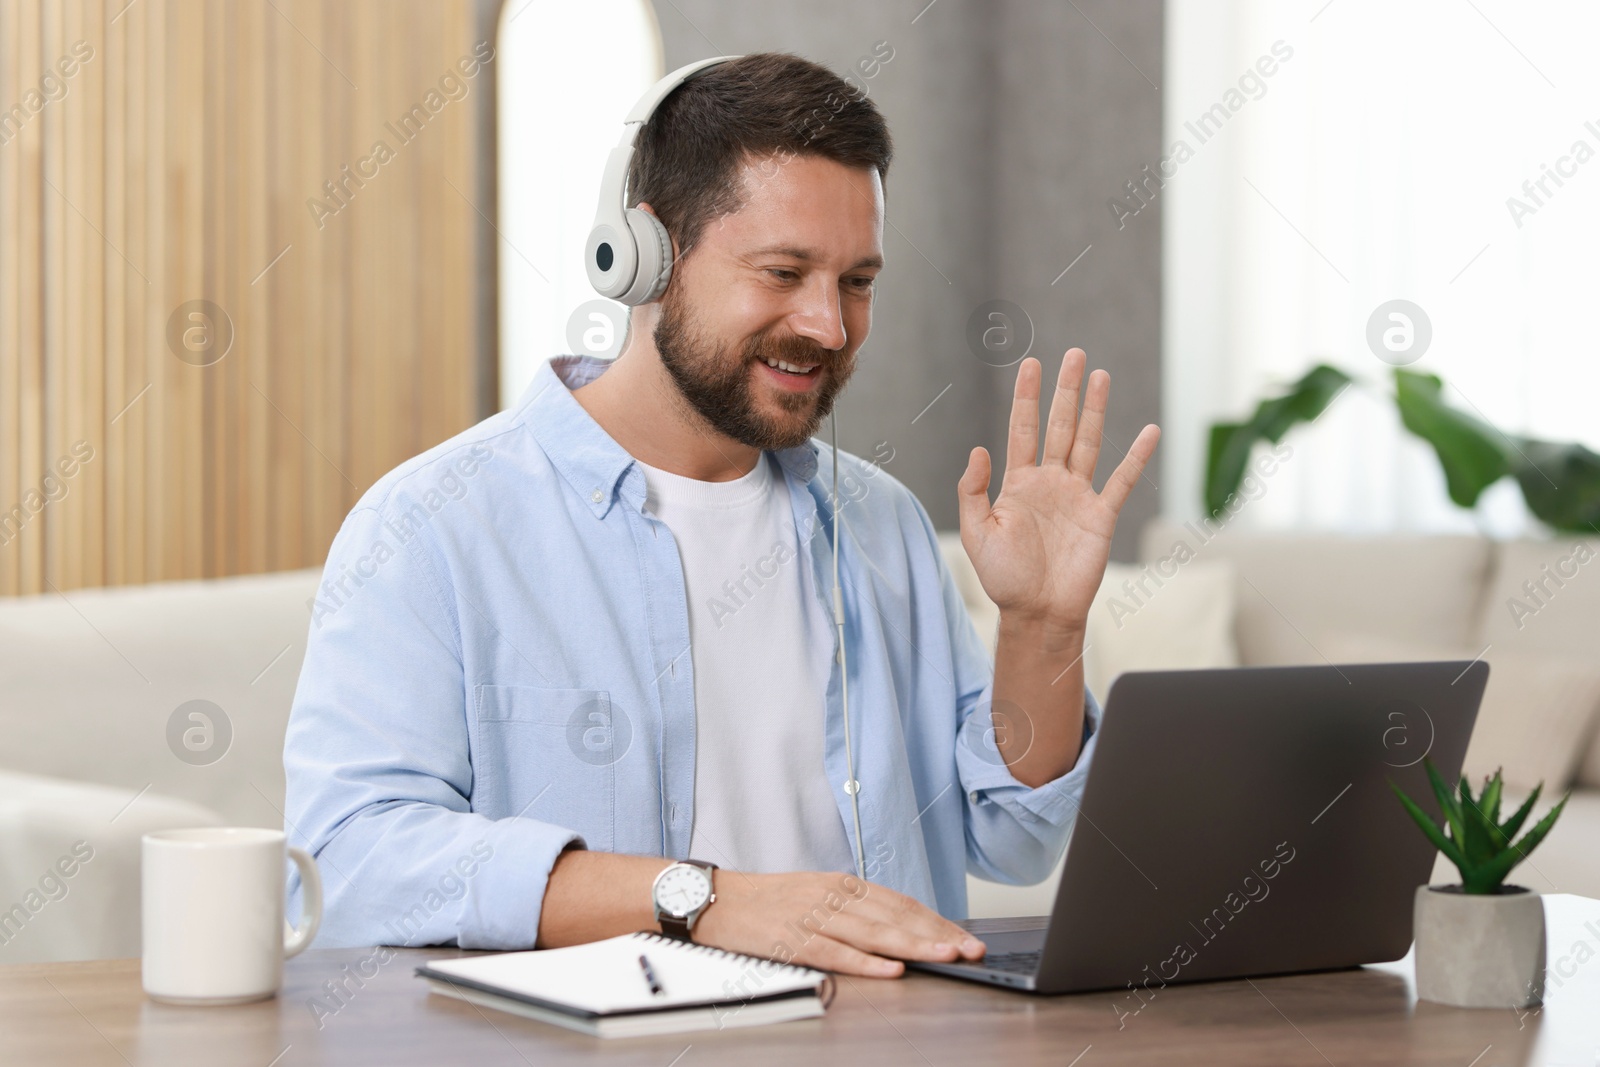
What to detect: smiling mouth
<box><xmin>759</xmin><ymin>355</ymin><xmax>820</xmax><ymax>377</ymax></box>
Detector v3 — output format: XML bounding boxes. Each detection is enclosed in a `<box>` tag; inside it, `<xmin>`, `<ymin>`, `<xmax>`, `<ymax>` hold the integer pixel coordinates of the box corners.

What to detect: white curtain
<box><xmin>1163</xmin><ymin>0</ymin><xmax>1600</xmax><ymax>537</ymax></box>
<box><xmin>496</xmin><ymin>0</ymin><xmax>664</xmax><ymax>408</ymax></box>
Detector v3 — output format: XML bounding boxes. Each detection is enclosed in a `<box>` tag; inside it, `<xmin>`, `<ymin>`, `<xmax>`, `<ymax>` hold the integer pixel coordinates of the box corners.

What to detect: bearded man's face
<box><xmin>646</xmin><ymin>152</ymin><xmax>883</xmax><ymax>451</ymax></box>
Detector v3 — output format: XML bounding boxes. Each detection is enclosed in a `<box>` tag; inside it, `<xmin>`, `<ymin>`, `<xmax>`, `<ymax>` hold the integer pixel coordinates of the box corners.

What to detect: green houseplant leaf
<box><xmin>1392</xmin><ymin>759</ymin><xmax>1570</xmax><ymax>894</ymax></box>
<box><xmin>1496</xmin><ymin>783</ymin><xmax>1544</xmax><ymax>845</ymax></box>
<box><xmin>1389</xmin><ymin>780</ymin><xmax>1465</xmax><ymax>870</ymax></box>
<box><xmin>1206</xmin><ymin>362</ymin><xmax>1600</xmax><ymax>536</ymax></box>
<box><xmin>1204</xmin><ymin>364</ymin><xmax>1351</xmax><ymax>517</ymax></box>
<box><xmin>1476</xmin><ymin>772</ymin><xmax>1507</xmax><ymax>849</ymax></box>
<box><xmin>1392</xmin><ymin>369</ymin><xmax>1512</xmax><ymax>508</ymax></box>
<box><xmin>1470</xmin><ymin>792</ymin><xmax>1571</xmax><ymax>892</ymax></box>
<box><xmin>1509</xmin><ymin>439</ymin><xmax>1600</xmax><ymax>533</ymax></box>
<box><xmin>1424</xmin><ymin>759</ymin><xmax>1466</xmax><ymax>851</ymax></box>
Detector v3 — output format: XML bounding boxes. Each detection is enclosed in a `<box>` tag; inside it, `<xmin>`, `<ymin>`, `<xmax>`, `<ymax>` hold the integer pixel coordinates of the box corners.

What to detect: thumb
<box><xmin>957</xmin><ymin>446</ymin><xmax>992</xmax><ymax>544</ymax></box>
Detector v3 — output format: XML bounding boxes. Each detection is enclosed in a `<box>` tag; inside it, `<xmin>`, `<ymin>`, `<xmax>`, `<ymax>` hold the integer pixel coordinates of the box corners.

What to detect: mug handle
<box><xmin>284</xmin><ymin>846</ymin><xmax>323</xmax><ymax>959</ymax></box>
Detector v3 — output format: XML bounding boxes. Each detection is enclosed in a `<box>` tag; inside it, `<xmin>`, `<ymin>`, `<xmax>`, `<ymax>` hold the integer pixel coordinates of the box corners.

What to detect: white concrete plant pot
<box><xmin>1413</xmin><ymin>884</ymin><xmax>1545</xmax><ymax>1009</ymax></box>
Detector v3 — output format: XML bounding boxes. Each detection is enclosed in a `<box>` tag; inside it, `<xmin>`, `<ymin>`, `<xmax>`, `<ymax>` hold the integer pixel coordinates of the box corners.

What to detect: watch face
<box><xmin>654</xmin><ymin>864</ymin><xmax>712</xmax><ymax>918</ymax></box>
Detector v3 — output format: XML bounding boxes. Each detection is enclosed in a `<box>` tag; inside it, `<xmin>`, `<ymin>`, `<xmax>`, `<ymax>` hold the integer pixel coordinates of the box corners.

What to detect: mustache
<box><xmin>746</xmin><ymin>332</ymin><xmax>842</xmax><ymax>371</ymax></box>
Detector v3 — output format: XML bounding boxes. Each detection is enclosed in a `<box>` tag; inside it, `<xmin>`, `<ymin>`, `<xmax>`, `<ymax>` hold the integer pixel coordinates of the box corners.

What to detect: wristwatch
<box><xmin>652</xmin><ymin>859</ymin><xmax>718</xmax><ymax>941</ymax></box>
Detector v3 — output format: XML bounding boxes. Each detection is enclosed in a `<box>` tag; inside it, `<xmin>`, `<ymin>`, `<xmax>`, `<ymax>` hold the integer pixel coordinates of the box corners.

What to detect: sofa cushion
<box><xmin>936</xmin><ymin>532</ymin><xmax>1239</xmax><ymax>705</ymax></box>
<box><xmin>0</xmin><ymin>569</ymin><xmax>322</xmax><ymax>826</ymax></box>
<box><xmin>1139</xmin><ymin>518</ymin><xmax>1494</xmax><ymax>668</ymax></box>
<box><xmin>0</xmin><ymin>770</ymin><xmax>223</xmax><ymax>963</ymax></box>
<box><xmin>1576</xmin><ymin>739</ymin><xmax>1600</xmax><ymax>792</ymax></box>
<box><xmin>1476</xmin><ymin>537</ymin><xmax>1600</xmax><ymax>656</ymax></box>
<box><xmin>1474</xmin><ymin>537</ymin><xmax>1600</xmax><ymax>787</ymax></box>
<box><xmin>1320</xmin><ymin>636</ymin><xmax>1600</xmax><ymax>794</ymax></box>
<box><xmin>1082</xmin><ymin>560</ymin><xmax>1239</xmax><ymax>706</ymax></box>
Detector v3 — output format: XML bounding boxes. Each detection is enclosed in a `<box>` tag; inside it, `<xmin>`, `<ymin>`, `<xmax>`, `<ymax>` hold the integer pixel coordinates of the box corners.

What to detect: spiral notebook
<box><xmin>416</xmin><ymin>931</ymin><xmax>833</xmax><ymax>1038</ymax></box>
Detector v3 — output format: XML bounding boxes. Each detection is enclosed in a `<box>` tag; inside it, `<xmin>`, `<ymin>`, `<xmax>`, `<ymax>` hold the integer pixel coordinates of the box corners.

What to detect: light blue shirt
<box><xmin>283</xmin><ymin>353</ymin><xmax>1103</xmax><ymax>949</ymax></box>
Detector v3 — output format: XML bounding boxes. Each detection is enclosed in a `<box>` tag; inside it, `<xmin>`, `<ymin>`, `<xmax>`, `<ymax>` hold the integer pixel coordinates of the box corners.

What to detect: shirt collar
<box><xmin>517</xmin><ymin>354</ymin><xmax>821</xmax><ymax>519</ymax></box>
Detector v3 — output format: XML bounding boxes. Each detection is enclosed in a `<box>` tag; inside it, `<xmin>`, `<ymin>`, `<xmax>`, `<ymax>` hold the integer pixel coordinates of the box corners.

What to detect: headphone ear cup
<box><xmin>622</xmin><ymin>207</ymin><xmax>674</xmax><ymax>305</ymax></box>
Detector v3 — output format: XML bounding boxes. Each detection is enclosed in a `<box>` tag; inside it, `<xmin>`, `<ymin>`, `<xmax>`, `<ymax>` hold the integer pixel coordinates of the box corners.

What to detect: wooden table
<box><xmin>4</xmin><ymin>895</ymin><xmax>1597</xmax><ymax>1066</ymax></box>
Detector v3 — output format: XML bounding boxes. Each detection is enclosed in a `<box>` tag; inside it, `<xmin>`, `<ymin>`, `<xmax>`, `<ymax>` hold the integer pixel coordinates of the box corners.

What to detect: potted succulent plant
<box><xmin>1390</xmin><ymin>759</ymin><xmax>1569</xmax><ymax>1009</ymax></box>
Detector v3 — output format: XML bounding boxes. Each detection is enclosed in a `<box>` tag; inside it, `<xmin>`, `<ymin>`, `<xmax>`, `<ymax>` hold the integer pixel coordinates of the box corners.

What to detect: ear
<box><xmin>635</xmin><ymin>201</ymin><xmax>681</xmax><ymax>264</ymax></box>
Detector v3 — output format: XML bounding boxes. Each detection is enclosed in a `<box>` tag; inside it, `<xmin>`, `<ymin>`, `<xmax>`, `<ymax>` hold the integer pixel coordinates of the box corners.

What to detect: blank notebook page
<box><xmin>422</xmin><ymin>932</ymin><xmax>824</xmax><ymax>1014</ymax></box>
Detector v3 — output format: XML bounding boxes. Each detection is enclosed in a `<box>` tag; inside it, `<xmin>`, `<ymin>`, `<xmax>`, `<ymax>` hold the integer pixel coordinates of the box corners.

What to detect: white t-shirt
<box><xmin>636</xmin><ymin>452</ymin><xmax>856</xmax><ymax>874</ymax></box>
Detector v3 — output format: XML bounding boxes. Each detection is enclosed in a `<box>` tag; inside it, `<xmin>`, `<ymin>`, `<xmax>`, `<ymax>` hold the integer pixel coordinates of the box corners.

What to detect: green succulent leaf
<box><xmin>1390</xmin><ymin>779</ymin><xmax>1466</xmax><ymax>872</ymax></box>
<box><xmin>1471</xmin><ymin>791</ymin><xmax>1571</xmax><ymax>893</ymax></box>
<box><xmin>1424</xmin><ymin>759</ymin><xmax>1466</xmax><ymax>851</ymax></box>
<box><xmin>1395</xmin><ymin>761</ymin><xmax>1572</xmax><ymax>893</ymax></box>
<box><xmin>1499</xmin><ymin>783</ymin><xmax>1544</xmax><ymax>843</ymax></box>
<box><xmin>1511</xmin><ymin>790</ymin><xmax>1570</xmax><ymax>854</ymax></box>
<box><xmin>1481</xmin><ymin>770</ymin><xmax>1504</xmax><ymax>839</ymax></box>
<box><xmin>1393</xmin><ymin>369</ymin><xmax>1512</xmax><ymax>508</ymax></box>
<box><xmin>1203</xmin><ymin>364</ymin><xmax>1352</xmax><ymax>518</ymax></box>
<box><xmin>1459</xmin><ymin>780</ymin><xmax>1498</xmax><ymax>869</ymax></box>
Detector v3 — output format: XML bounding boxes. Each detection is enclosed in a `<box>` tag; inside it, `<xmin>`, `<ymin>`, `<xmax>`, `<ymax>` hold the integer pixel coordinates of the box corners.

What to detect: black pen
<box><xmin>638</xmin><ymin>953</ymin><xmax>665</xmax><ymax>996</ymax></box>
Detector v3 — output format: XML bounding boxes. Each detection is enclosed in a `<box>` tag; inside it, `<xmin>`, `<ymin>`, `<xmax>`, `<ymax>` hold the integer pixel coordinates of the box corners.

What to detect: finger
<box><xmin>1066</xmin><ymin>368</ymin><xmax>1110</xmax><ymax>480</ymax></box>
<box><xmin>1004</xmin><ymin>357</ymin><xmax>1043</xmax><ymax>474</ymax></box>
<box><xmin>1039</xmin><ymin>348</ymin><xmax>1086</xmax><ymax>467</ymax></box>
<box><xmin>795</xmin><ymin>934</ymin><xmax>905</xmax><ymax>978</ymax></box>
<box><xmin>847</xmin><ymin>885</ymin><xmax>987</xmax><ymax>960</ymax></box>
<box><xmin>1099</xmin><ymin>423</ymin><xmax>1161</xmax><ymax>514</ymax></box>
<box><xmin>823</xmin><ymin>913</ymin><xmax>959</xmax><ymax>963</ymax></box>
<box><xmin>956</xmin><ymin>447</ymin><xmax>992</xmax><ymax>545</ymax></box>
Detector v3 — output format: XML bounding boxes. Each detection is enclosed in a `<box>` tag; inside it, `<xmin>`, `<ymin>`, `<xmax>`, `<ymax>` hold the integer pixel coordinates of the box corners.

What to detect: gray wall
<box><xmin>653</xmin><ymin>0</ymin><xmax>1163</xmax><ymax>561</ymax></box>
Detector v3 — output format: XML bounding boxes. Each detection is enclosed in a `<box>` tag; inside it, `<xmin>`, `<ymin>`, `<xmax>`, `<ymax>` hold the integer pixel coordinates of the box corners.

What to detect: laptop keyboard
<box><xmin>980</xmin><ymin>950</ymin><xmax>1041</xmax><ymax>974</ymax></box>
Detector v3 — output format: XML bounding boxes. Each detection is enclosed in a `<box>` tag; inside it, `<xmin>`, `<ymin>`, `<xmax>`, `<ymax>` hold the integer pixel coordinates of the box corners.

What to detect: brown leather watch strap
<box><xmin>657</xmin><ymin>859</ymin><xmax>718</xmax><ymax>942</ymax></box>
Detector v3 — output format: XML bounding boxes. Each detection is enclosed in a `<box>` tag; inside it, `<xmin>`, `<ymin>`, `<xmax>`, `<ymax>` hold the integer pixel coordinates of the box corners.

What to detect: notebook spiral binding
<box><xmin>631</xmin><ymin>930</ymin><xmax>836</xmax><ymax>1005</ymax></box>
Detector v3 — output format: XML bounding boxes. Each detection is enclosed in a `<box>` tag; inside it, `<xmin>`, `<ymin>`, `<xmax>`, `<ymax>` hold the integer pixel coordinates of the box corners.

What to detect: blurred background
<box><xmin>3</xmin><ymin>0</ymin><xmax>1599</xmax><ymax>960</ymax></box>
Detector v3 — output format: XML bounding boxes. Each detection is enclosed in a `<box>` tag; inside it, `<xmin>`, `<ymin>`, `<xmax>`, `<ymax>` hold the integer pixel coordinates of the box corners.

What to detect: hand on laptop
<box><xmin>538</xmin><ymin>851</ymin><xmax>984</xmax><ymax>977</ymax></box>
<box><xmin>693</xmin><ymin>869</ymin><xmax>986</xmax><ymax>977</ymax></box>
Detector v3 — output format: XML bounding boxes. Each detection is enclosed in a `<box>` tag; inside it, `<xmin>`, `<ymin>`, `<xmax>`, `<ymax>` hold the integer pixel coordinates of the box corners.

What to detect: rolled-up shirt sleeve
<box><xmin>916</xmin><ymin>509</ymin><xmax>1103</xmax><ymax>887</ymax></box>
<box><xmin>283</xmin><ymin>498</ymin><xmax>582</xmax><ymax>950</ymax></box>
<box><xmin>955</xmin><ymin>673</ymin><xmax>1102</xmax><ymax>885</ymax></box>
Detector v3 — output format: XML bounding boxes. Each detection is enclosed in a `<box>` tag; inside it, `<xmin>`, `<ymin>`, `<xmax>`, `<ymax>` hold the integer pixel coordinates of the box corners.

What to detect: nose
<box><xmin>787</xmin><ymin>275</ymin><xmax>848</xmax><ymax>353</ymax></box>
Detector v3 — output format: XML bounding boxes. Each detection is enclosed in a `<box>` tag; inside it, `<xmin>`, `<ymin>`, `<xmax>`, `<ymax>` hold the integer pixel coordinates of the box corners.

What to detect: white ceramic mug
<box><xmin>141</xmin><ymin>827</ymin><xmax>323</xmax><ymax>1004</ymax></box>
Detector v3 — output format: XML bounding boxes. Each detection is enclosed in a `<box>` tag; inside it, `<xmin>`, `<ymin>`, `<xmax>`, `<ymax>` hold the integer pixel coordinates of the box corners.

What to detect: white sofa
<box><xmin>0</xmin><ymin>568</ymin><xmax>319</xmax><ymax>962</ymax></box>
<box><xmin>3</xmin><ymin>518</ymin><xmax>1596</xmax><ymax>959</ymax></box>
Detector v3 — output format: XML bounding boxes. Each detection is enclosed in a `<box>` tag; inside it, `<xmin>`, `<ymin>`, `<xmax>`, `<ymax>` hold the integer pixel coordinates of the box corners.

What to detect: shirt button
<box><xmin>590</xmin><ymin>488</ymin><xmax>604</xmax><ymax>503</ymax></box>
<box><xmin>843</xmin><ymin>779</ymin><xmax>860</xmax><ymax>796</ymax></box>
<box><xmin>968</xmin><ymin>790</ymin><xmax>980</xmax><ymax>804</ymax></box>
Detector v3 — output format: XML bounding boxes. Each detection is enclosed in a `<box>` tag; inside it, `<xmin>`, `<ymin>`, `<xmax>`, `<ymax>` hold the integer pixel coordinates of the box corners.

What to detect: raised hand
<box><xmin>957</xmin><ymin>349</ymin><xmax>1160</xmax><ymax>635</ymax></box>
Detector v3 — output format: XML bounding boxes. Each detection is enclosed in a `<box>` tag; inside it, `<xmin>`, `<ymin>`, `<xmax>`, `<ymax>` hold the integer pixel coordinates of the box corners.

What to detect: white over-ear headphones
<box><xmin>585</xmin><ymin>55</ymin><xmax>743</xmax><ymax>306</ymax></box>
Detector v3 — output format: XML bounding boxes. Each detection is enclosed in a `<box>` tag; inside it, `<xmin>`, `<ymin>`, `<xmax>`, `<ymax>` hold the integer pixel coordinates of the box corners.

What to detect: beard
<box><xmin>652</xmin><ymin>284</ymin><xmax>853</xmax><ymax>451</ymax></box>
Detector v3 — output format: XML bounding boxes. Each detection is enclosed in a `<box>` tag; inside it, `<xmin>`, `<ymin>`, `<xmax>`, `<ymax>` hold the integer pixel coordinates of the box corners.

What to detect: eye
<box><xmin>849</xmin><ymin>276</ymin><xmax>876</xmax><ymax>290</ymax></box>
<box><xmin>766</xmin><ymin>268</ymin><xmax>799</xmax><ymax>282</ymax></box>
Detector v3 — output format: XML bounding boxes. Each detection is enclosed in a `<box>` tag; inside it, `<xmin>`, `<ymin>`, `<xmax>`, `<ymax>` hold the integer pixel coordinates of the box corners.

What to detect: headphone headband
<box><xmin>586</xmin><ymin>55</ymin><xmax>744</xmax><ymax>306</ymax></box>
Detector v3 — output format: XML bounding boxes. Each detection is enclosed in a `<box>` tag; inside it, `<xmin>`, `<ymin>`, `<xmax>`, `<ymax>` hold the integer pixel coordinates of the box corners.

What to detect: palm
<box><xmin>957</xmin><ymin>350</ymin><xmax>1160</xmax><ymax>629</ymax></box>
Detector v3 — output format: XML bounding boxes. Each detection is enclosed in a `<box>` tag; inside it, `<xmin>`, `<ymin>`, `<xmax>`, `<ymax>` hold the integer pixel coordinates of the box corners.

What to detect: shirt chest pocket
<box><xmin>471</xmin><ymin>685</ymin><xmax>620</xmax><ymax>852</ymax></box>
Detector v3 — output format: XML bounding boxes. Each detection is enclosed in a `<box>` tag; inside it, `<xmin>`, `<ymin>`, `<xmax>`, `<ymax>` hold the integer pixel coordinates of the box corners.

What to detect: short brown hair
<box><xmin>627</xmin><ymin>52</ymin><xmax>893</xmax><ymax>261</ymax></box>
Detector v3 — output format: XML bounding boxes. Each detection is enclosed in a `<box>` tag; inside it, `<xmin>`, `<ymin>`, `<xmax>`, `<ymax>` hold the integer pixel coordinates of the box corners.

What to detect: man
<box><xmin>283</xmin><ymin>52</ymin><xmax>1159</xmax><ymax>979</ymax></box>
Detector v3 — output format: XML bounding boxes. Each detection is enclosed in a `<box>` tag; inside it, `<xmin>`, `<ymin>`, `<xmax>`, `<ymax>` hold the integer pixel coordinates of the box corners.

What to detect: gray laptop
<box><xmin>908</xmin><ymin>660</ymin><xmax>1487</xmax><ymax>993</ymax></box>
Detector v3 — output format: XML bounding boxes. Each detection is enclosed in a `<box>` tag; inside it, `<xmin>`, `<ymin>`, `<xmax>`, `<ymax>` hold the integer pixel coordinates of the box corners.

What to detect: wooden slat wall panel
<box><xmin>0</xmin><ymin>0</ymin><xmax>20</xmax><ymax>596</ymax></box>
<box><xmin>0</xmin><ymin>0</ymin><xmax>490</xmax><ymax>597</ymax></box>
